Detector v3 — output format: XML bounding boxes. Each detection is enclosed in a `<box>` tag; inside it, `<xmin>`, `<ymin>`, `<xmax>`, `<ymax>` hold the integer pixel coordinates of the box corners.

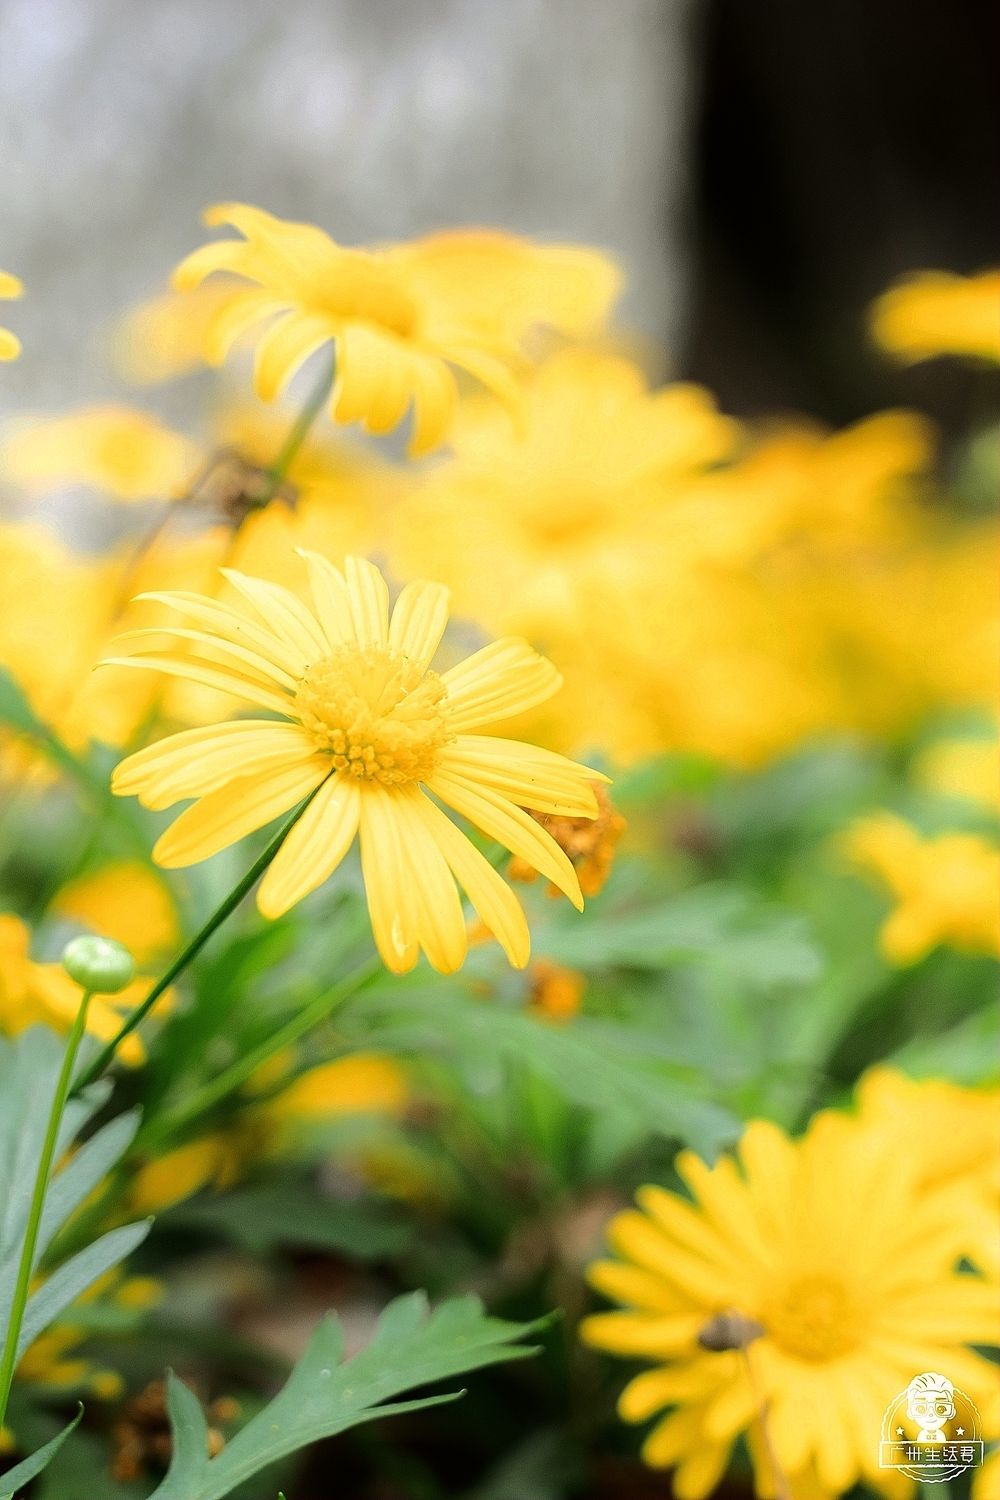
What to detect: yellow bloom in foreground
<box><xmin>870</xmin><ymin>269</ymin><xmax>1000</xmax><ymax>364</ymax></box>
<box><xmin>106</xmin><ymin>554</ymin><xmax>602</xmax><ymax>972</ymax></box>
<box><xmin>0</xmin><ymin>914</ymin><xmax>157</xmax><ymax>1066</ymax></box>
<box><xmin>0</xmin><ymin>271</ymin><xmax>22</xmax><ymax>360</ymax></box>
<box><xmin>843</xmin><ymin>813</ymin><xmax>1000</xmax><ymax>963</ymax></box>
<box><xmin>914</xmin><ymin>735</ymin><xmax>1000</xmax><ymax>813</ymax></box>
<box><xmin>857</xmin><ymin>1068</ymin><xmax>1000</xmax><ymax>1277</ymax></box>
<box><xmin>582</xmin><ymin>1105</ymin><xmax>999</xmax><ymax>1498</ymax></box>
<box><xmin>0</xmin><ymin>404</ymin><xmax>200</xmax><ymax>501</ymax></box>
<box><xmin>173</xmin><ymin>204</ymin><xmax>621</xmax><ymax>453</ymax></box>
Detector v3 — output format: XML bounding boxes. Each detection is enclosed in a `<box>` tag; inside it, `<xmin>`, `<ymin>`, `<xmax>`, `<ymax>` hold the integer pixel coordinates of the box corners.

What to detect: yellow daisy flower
<box><xmin>114</xmin><ymin>280</ymin><xmax>245</xmax><ymax>385</ymax></box>
<box><xmin>172</xmin><ymin>204</ymin><xmax>621</xmax><ymax>454</ymax></box>
<box><xmin>842</xmin><ymin>813</ymin><xmax>1000</xmax><ymax>963</ymax></box>
<box><xmin>0</xmin><ymin>271</ymin><xmax>22</xmax><ymax>361</ymax></box>
<box><xmin>393</xmin><ymin>346</ymin><xmax>738</xmax><ymax>637</ymax></box>
<box><xmin>0</xmin><ymin>914</ymin><xmax>159</xmax><ymax>1066</ymax></box>
<box><xmin>0</xmin><ymin>404</ymin><xmax>200</xmax><ymax>502</ymax></box>
<box><xmin>581</xmin><ymin>1105</ymin><xmax>999</xmax><ymax>1498</ymax></box>
<box><xmin>870</xmin><ymin>269</ymin><xmax>1000</xmax><ymax>364</ymax></box>
<box><xmin>857</xmin><ymin>1067</ymin><xmax>1000</xmax><ymax>1277</ymax></box>
<box><xmin>105</xmin><ymin>553</ymin><xmax>603</xmax><ymax>973</ymax></box>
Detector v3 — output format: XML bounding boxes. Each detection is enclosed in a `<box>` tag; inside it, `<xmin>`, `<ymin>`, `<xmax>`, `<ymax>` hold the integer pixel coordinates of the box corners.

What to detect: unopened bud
<box><xmin>61</xmin><ymin>935</ymin><xmax>136</xmax><ymax>994</ymax></box>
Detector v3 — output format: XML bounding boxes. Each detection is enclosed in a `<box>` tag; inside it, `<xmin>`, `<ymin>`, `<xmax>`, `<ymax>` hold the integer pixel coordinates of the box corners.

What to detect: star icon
<box><xmin>956</xmin><ymin>1427</ymin><xmax>965</xmax><ymax>1436</ymax></box>
<box><xmin>896</xmin><ymin>1427</ymin><xmax>905</xmax><ymax>1436</ymax></box>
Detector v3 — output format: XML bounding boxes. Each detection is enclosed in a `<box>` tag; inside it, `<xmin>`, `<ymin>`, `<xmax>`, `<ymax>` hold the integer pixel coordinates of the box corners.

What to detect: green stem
<box><xmin>137</xmin><ymin>953</ymin><xmax>381</xmax><ymax>1153</ymax></box>
<box><xmin>254</xmin><ymin>354</ymin><xmax>336</xmax><ymax>510</ymax></box>
<box><xmin>73</xmin><ymin>788</ymin><xmax>324</xmax><ymax>1094</ymax></box>
<box><xmin>0</xmin><ymin>990</ymin><xmax>93</xmax><ymax>1428</ymax></box>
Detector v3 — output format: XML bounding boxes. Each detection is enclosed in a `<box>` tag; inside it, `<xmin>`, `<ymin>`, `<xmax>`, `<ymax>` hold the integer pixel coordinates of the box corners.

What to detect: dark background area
<box><xmin>685</xmin><ymin>0</ymin><xmax>1000</xmax><ymax>432</ymax></box>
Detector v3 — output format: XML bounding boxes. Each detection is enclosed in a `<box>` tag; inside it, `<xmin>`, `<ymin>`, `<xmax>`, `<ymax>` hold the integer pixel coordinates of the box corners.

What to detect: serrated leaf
<box><xmin>150</xmin><ymin>1293</ymin><xmax>544</xmax><ymax>1500</ymax></box>
<box><xmin>0</xmin><ymin>1407</ymin><xmax>83</xmax><ymax>1499</ymax></box>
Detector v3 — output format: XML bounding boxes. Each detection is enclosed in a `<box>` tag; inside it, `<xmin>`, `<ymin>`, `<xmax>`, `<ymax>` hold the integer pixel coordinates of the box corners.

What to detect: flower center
<box><xmin>760</xmin><ymin>1275</ymin><xmax>862</xmax><ymax>1362</ymax></box>
<box><xmin>293</xmin><ymin>646</ymin><xmax>451</xmax><ymax>786</ymax></box>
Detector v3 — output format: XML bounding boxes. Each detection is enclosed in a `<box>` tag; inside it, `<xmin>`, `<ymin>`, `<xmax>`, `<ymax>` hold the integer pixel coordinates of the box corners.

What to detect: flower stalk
<box><xmin>73</xmin><ymin>785</ymin><xmax>326</xmax><ymax>1092</ymax></box>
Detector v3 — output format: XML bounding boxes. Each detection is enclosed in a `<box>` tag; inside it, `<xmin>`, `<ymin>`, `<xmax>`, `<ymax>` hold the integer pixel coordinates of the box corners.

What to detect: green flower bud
<box><xmin>61</xmin><ymin>935</ymin><xmax>136</xmax><ymax>995</ymax></box>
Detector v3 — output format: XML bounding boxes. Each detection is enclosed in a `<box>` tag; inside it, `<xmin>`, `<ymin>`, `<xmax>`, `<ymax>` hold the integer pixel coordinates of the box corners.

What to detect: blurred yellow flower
<box><xmin>914</xmin><ymin>734</ymin><xmax>999</xmax><ymax>813</ymax></box>
<box><xmin>115</xmin><ymin>280</ymin><xmax>244</xmax><ymax>384</ymax></box>
<box><xmin>0</xmin><ymin>914</ymin><xmax>159</xmax><ymax>1066</ymax></box>
<box><xmin>581</xmin><ymin>1105</ymin><xmax>998</xmax><ymax>1498</ymax></box>
<box><xmin>0</xmin><ymin>271</ymin><xmax>22</xmax><ymax>361</ymax></box>
<box><xmin>856</xmin><ymin>1067</ymin><xmax>999</xmax><ymax>1277</ymax></box>
<box><xmin>843</xmin><ymin>813</ymin><xmax>1000</xmax><ymax>963</ymax></box>
<box><xmin>870</xmin><ymin>269</ymin><xmax>1000</xmax><ymax>364</ymax></box>
<box><xmin>393</xmin><ymin>346</ymin><xmax>738</xmax><ymax>636</ymax></box>
<box><xmin>0</xmin><ymin>405</ymin><xmax>200</xmax><ymax>501</ymax></box>
<box><xmin>106</xmin><ymin>553</ymin><xmax>603</xmax><ymax>972</ymax></box>
<box><xmin>130</xmin><ymin>1052</ymin><xmax>409</xmax><ymax>1213</ymax></box>
<box><xmin>173</xmin><ymin>204</ymin><xmax>620</xmax><ymax>453</ymax></box>
<box><xmin>130</xmin><ymin>1134</ymin><xmax>242</xmax><ymax>1213</ymax></box>
<box><xmin>53</xmin><ymin>860</ymin><xmax>180</xmax><ymax>964</ymax></box>
<box><xmin>264</xmin><ymin>1052</ymin><xmax>409</xmax><ymax>1123</ymax></box>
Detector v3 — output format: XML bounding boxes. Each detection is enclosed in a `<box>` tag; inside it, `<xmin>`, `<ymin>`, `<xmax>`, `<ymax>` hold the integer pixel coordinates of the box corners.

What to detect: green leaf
<box><xmin>169</xmin><ymin>1184</ymin><xmax>413</xmax><ymax>1258</ymax></box>
<box><xmin>349</xmin><ymin>986</ymin><xmax>737</xmax><ymax>1159</ymax></box>
<box><xmin>15</xmin><ymin>1221</ymin><xmax>151</xmax><ymax>1360</ymax></box>
<box><xmin>0</xmin><ymin>1407</ymin><xmax>83</xmax><ymax>1499</ymax></box>
<box><xmin>0</xmin><ymin>1030</ymin><xmax>149</xmax><ymax>1358</ymax></box>
<box><xmin>150</xmin><ymin>1292</ymin><xmax>544</xmax><ymax>1500</ymax></box>
<box><xmin>535</xmin><ymin>882</ymin><xmax>821</xmax><ymax>987</ymax></box>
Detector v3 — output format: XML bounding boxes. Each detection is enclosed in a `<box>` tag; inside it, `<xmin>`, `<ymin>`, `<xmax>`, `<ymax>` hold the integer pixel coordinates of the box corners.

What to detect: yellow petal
<box><xmin>111</xmin><ymin>626</ymin><xmax>298</xmax><ymax>693</ymax></box>
<box><xmin>427</xmin><ymin>769</ymin><xmax>583</xmax><ymax>908</ymax></box>
<box><xmin>257</xmin><ymin>774</ymin><xmax>360</xmax><ymax>917</ymax></box>
<box><xmin>133</xmin><ymin>590</ymin><xmax>307</xmax><ymax>677</ymax></box>
<box><xmin>442</xmin><ymin>638</ymin><xmax>562</xmax><ymax>731</ymax></box>
<box><xmin>113</xmin><ymin>721</ymin><xmax>319</xmax><ymax>810</ymax></box>
<box><xmin>100</xmin><ymin>653</ymin><xmax>292</xmax><ymax>716</ymax></box>
<box><xmin>0</xmin><ymin>329</ymin><xmax>21</xmax><ymax>361</ymax></box>
<box><xmin>358</xmin><ymin>786</ymin><xmax>421</xmax><ymax>972</ymax></box>
<box><xmin>388</xmin><ymin>580</ymin><xmax>450</xmax><ymax>670</ymax></box>
<box><xmin>219</xmin><ymin>568</ymin><xmax>328</xmax><ymax>659</ymax></box>
<box><xmin>406</xmin><ymin>791</ymin><xmax>530</xmax><ymax>966</ymax></box>
<box><xmin>252</xmin><ymin>311</ymin><xmax>333</xmax><ymax>403</ymax></box>
<box><xmin>391</xmin><ymin>787</ymin><xmax>467</xmax><ymax>973</ymax></box>
<box><xmin>297</xmin><ymin>549</ymin><xmax>356</xmax><ymax>647</ymax></box>
<box><xmin>153</xmin><ymin>760</ymin><xmax>328</xmax><ymax>867</ymax></box>
<box><xmin>437</xmin><ymin>738</ymin><xmax>600</xmax><ymax>816</ymax></box>
<box><xmin>344</xmin><ymin>555</ymin><xmax>390</xmax><ymax>647</ymax></box>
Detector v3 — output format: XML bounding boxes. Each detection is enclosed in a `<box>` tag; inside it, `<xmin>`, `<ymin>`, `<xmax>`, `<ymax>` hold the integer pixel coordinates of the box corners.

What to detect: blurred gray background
<box><xmin>0</xmin><ymin>0</ymin><xmax>697</xmax><ymax>414</ymax></box>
